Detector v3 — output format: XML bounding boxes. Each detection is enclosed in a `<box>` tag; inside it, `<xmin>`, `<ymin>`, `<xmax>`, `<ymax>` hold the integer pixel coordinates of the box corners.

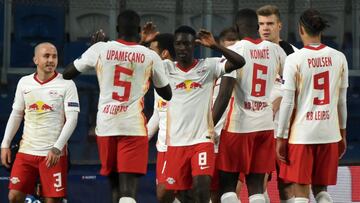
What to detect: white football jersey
<box><xmin>282</xmin><ymin>44</ymin><xmax>348</xmax><ymax>144</ymax></box>
<box><xmin>212</xmin><ymin>77</ymin><xmax>234</xmax><ymax>153</ymax></box>
<box><xmin>224</xmin><ymin>38</ymin><xmax>286</xmax><ymax>133</ymax></box>
<box><xmin>153</xmin><ymin>91</ymin><xmax>168</xmax><ymax>152</ymax></box>
<box><xmin>12</xmin><ymin>72</ymin><xmax>79</xmax><ymax>156</ymax></box>
<box><xmin>74</xmin><ymin>40</ymin><xmax>169</xmax><ymax>136</ymax></box>
<box><xmin>165</xmin><ymin>58</ymin><xmax>227</xmax><ymax>146</ymax></box>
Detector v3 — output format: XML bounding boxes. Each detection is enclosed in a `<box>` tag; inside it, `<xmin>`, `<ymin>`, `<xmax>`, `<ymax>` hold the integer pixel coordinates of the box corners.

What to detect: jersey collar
<box><xmin>243</xmin><ymin>37</ymin><xmax>263</xmax><ymax>44</ymax></box>
<box><xmin>116</xmin><ymin>39</ymin><xmax>138</xmax><ymax>46</ymax></box>
<box><xmin>34</xmin><ymin>71</ymin><xmax>58</xmax><ymax>85</ymax></box>
<box><xmin>176</xmin><ymin>59</ymin><xmax>199</xmax><ymax>73</ymax></box>
<box><xmin>303</xmin><ymin>44</ymin><xmax>326</xmax><ymax>50</ymax></box>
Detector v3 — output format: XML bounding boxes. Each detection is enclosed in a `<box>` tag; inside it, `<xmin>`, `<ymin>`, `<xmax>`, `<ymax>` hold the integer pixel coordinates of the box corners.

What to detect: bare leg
<box><xmin>293</xmin><ymin>183</ymin><xmax>310</xmax><ymax>198</ymax></box>
<box><xmin>246</xmin><ymin>173</ymin><xmax>265</xmax><ymax>196</ymax></box>
<box><xmin>8</xmin><ymin>190</ymin><xmax>26</xmax><ymax>203</ymax></box>
<box><xmin>118</xmin><ymin>172</ymin><xmax>140</xmax><ymax>198</ymax></box>
<box><xmin>108</xmin><ymin>172</ymin><xmax>120</xmax><ymax>203</ymax></box>
<box><xmin>44</xmin><ymin>197</ymin><xmax>62</xmax><ymax>203</ymax></box>
<box><xmin>193</xmin><ymin>175</ymin><xmax>212</xmax><ymax>203</ymax></box>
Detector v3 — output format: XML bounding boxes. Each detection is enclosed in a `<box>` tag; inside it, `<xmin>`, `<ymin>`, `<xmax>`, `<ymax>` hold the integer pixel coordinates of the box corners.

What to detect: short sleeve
<box><xmin>12</xmin><ymin>78</ymin><xmax>25</xmax><ymax>111</ymax></box>
<box><xmin>203</xmin><ymin>57</ymin><xmax>229</xmax><ymax>80</ymax></box>
<box><xmin>64</xmin><ymin>81</ymin><xmax>80</xmax><ymax>112</ymax></box>
<box><xmin>282</xmin><ymin>55</ymin><xmax>297</xmax><ymax>91</ymax></box>
<box><xmin>340</xmin><ymin>54</ymin><xmax>349</xmax><ymax>89</ymax></box>
<box><xmin>73</xmin><ymin>42</ymin><xmax>104</xmax><ymax>73</ymax></box>
<box><xmin>151</xmin><ymin>55</ymin><xmax>169</xmax><ymax>88</ymax></box>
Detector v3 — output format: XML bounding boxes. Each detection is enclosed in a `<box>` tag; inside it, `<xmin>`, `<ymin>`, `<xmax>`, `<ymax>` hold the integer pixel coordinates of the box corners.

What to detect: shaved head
<box><xmin>34</xmin><ymin>42</ymin><xmax>56</xmax><ymax>56</ymax></box>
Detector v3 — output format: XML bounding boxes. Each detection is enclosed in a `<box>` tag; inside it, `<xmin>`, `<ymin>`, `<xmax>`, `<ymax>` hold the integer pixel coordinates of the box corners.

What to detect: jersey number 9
<box><xmin>313</xmin><ymin>71</ymin><xmax>330</xmax><ymax>105</ymax></box>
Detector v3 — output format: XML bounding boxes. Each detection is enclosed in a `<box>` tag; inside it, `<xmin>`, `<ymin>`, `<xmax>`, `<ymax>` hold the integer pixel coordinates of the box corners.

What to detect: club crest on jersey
<box><xmin>196</xmin><ymin>66</ymin><xmax>207</xmax><ymax>75</ymax></box>
<box><xmin>49</xmin><ymin>90</ymin><xmax>59</xmax><ymax>98</ymax></box>
<box><xmin>174</xmin><ymin>80</ymin><xmax>202</xmax><ymax>92</ymax></box>
<box><xmin>28</xmin><ymin>101</ymin><xmax>54</xmax><ymax>112</ymax></box>
<box><xmin>166</xmin><ymin>177</ymin><xmax>176</xmax><ymax>185</ymax></box>
<box><xmin>10</xmin><ymin>177</ymin><xmax>20</xmax><ymax>184</ymax></box>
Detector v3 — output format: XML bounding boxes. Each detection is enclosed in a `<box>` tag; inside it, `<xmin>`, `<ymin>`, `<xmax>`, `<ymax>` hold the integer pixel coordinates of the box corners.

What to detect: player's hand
<box><xmin>338</xmin><ymin>129</ymin><xmax>347</xmax><ymax>159</ymax></box>
<box><xmin>1</xmin><ymin>148</ymin><xmax>12</xmax><ymax>168</ymax></box>
<box><xmin>195</xmin><ymin>29</ymin><xmax>217</xmax><ymax>48</ymax></box>
<box><xmin>90</xmin><ymin>29</ymin><xmax>106</xmax><ymax>45</ymax></box>
<box><xmin>45</xmin><ymin>147</ymin><xmax>61</xmax><ymax>168</ymax></box>
<box><xmin>276</xmin><ymin>138</ymin><xmax>288</xmax><ymax>163</ymax></box>
<box><xmin>140</xmin><ymin>22</ymin><xmax>159</xmax><ymax>44</ymax></box>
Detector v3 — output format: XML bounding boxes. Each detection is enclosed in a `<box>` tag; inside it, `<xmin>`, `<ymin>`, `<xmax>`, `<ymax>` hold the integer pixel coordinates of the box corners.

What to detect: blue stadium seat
<box><xmin>0</xmin><ymin>2</ymin><xmax>4</xmax><ymax>64</ymax></box>
<box><xmin>0</xmin><ymin>2</ymin><xmax>3</xmax><ymax>44</ymax></box>
<box><xmin>13</xmin><ymin>4</ymin><xmax>65</xmax><ymax>48</ymax></box>
<box><xmin>11</xmin><ymin>3</ymin><xmax>66</xmax><ymax>67</ymax></box>
<box><xmin>10</xmin><ymin>41</ymin><xmax>35</xmax><ymax>67</ymax></box>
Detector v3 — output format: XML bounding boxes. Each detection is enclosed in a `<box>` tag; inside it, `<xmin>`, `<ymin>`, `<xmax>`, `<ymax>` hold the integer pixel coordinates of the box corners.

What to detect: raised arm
<box><xmin>212</xmin><ymin>77</ymin><xmax>236</xmax><ymax>125</ymax></box>
<box><xmin>63</xmin><ymin>63</ymin><xmax>81</xmax><ymax>79</ymax></box>
<box><xmin>140</xmin><ymin>22</ymin><xmax>159</xmax><ymax>46</ymax></box>
<box><xmin>64</xmin><ymin>30</ymin><xmax>106</xmax><ymax>80</ymax></box>
<box><xmin>196</xmin><ymin>29</ymin><xmax>245</xmax><ymax>73</ymax></box>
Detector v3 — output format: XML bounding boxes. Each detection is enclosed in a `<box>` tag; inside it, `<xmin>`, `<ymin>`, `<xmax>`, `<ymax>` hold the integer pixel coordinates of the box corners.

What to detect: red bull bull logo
<box><xmin>28</xmin><ymin>103</ymin><xmax>39</xmax><ymax>111</ymax></box>
<box><xmin>175</xmin><ymin>82</ymin><xmax>186</xmax><ymax>90</ymax></box>
<box><xmin>175</xmin><ymin>80</ymin><xmax>202</xmax><ymax>92</ymax></box>
<box><xmin>28</xmin><ymin>101</ymin><xmax>53</xmax><ymax>112</ymax></box>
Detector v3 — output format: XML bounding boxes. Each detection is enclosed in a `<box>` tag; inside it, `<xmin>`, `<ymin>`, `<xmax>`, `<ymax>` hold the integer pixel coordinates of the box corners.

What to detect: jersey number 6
<box><xmin>112</xmin><ymin>65</ymin><xmax>134</xmax><ymax>102</ymax></box>
<box><xmin>251</xmin><ymin>63</ymin><xmax>268</xmax><ymax>97</ymax></box>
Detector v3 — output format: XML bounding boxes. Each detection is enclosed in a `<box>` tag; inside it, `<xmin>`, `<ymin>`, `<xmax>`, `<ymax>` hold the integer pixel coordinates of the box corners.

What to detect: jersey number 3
<box><xmin>112</xmin><ymin>65</ymin><xmax>134</xmax><ymax>102</ymax></box>
<box><xmin>251</xmin><ymin>63</ymin><xmax>268</xmax><ymax>97</ymax></box>
<box><xmin>313</xmin><ymin>71</ymin><xmax>330</xmax><ymax>105</ymax></box>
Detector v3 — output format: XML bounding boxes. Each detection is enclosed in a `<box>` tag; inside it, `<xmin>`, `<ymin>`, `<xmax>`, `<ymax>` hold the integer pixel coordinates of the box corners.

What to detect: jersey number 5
<box><xmin>313</xmin><ymin>71</ymin><xmax>330</xmax><ymax>105</ymax></box>
<box><xmin>112</xmin><ymin>65</ymin><xmax>134</xmax><ymax>102</ymax></box>
<box><xmin>251</xmin><ymin>63</ymin><xmax>268</xmax><ymax>97</ymax></box>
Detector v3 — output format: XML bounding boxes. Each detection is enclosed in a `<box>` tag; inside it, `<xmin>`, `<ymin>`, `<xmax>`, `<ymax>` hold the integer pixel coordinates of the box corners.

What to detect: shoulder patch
<box><xmin>68</xmin><ymin>102</ymin><xmax>79</xmax><ymax>107</ymax></box>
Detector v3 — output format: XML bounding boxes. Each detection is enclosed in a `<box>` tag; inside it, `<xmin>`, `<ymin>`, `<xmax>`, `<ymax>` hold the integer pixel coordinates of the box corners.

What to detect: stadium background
<box><xmin>0</xmin><ymin>0</ymin><xmax>359</xmax><ymax>202</ymax></box>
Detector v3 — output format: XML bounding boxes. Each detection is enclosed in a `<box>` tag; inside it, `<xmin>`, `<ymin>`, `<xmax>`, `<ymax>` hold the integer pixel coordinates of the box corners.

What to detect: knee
<box><xmin>245</xmin><ymin>174</ymin><xmax>267</xmax><ymax>196</ymax></box>
<box><xmin>156</xmin><ymin>184</ymin><xmax>168</xmax><ymax>201</ymax></box>
<box><xmin>8</xmin><ymin>190</ymin><xmax>26</xmax><ymax>203</ymax></box>
<box><xmin>278</xmin><ymin>182</ymin><xmax>294</xmax><ymax>199</ymax></box>
<box><xmin>193</xmin><ymin>185</ymin><xmax>210</xmax><ymax>198</ymax></box>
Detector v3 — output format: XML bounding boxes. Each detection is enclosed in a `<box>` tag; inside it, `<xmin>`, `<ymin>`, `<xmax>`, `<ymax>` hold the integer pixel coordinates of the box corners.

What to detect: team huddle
<box><xmin>0</xmin><ymin>4</ymin><xmax>348</xmax><ymax>203</ymax></box>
